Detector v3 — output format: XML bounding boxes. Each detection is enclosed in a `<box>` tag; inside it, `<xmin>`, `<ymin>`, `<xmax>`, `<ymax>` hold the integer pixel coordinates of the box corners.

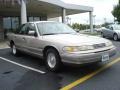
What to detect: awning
<box><xmin>0</xmin><ymin>0</ymin><xmax>93</xmax><ymax>18</ymax></box>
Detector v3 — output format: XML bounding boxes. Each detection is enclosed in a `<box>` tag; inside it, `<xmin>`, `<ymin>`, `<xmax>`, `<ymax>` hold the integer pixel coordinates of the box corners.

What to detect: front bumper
<box><xmin>61</xmin><ymin>47</ymin><xmax>116</xmax><ymax>64</ymax></box>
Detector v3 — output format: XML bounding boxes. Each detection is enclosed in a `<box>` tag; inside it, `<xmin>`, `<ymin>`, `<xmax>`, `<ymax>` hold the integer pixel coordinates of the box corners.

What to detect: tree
<box><xmin>112</xmin><ymin>0</ymin><xmax>120</xmax><ymax>23</ymax></box>
<box><xmin>101</xmin><ymin>22</ymin><xmax>111</xmax><ymax>27</ymax></box>
<box><xmin>70</xmin><ymin>23</ymin><xmax>90</xmax><ymax>31</ymax></box>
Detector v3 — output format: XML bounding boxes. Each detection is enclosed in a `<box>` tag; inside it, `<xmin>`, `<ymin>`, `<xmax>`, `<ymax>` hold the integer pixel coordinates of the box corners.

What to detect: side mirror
<box><xmin>110</xmin><ymin>27</ymin><xmax>113</xmax><ymax>30</ymax></box>
<box><xmin>28</xmin><ymin>31</ymin><xmax>37</xmax><ymax>37</ymax></box>
<box><xmin>34</xmin><ymin>32</ymin><xmax>38</xmax><ymax>37</ymax></box>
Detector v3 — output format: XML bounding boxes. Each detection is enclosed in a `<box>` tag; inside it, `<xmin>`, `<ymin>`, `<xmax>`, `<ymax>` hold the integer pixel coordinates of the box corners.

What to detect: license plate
<box><xmin>102</xmin><ymin>53</ymin><xmax>109</xmax><ymax>62</ymax></box>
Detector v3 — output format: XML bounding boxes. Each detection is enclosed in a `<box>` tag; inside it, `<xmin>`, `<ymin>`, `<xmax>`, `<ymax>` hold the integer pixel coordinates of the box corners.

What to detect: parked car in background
<box><xmin>101</xmin><ymin>24</ymin><xmax>120</xmax><ymax>41</ymax></box>
<box><xmin>94</xmin><ymin>28</ymin><xmax>103</xmax><ymax>33</ymax></box>
<box><xmin>7</xmin><ymin>21</ymin><xmax>116</xmax><ymax>72</ymax></box>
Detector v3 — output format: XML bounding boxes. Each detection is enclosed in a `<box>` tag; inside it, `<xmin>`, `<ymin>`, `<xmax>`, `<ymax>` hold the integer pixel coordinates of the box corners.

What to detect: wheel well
<box><xmin>43</xmin><ymin>46</ymin><xmax>60</xmax><ymax>57</ymax></box>
<box><xmin>10</xmin><ymin>40</ymin><xmax>14</xmax><ymax>48</ymax></box>
<box><xmin>113</xmin><ymin>33</ymin><xmax>117</xmax><ymax>36</ymax></box>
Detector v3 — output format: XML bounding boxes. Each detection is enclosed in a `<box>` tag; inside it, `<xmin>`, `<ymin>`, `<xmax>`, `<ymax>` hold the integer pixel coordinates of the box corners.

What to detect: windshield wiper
<box><xmin>42</xmin><ymin>33</ymin><xmax>59</xmax><ymax>35</ymax></box>
<box><xmin>62</xmin><ymin>33</ymin><xmax>77</xmax><ymax>34</ymax></box>
<box><xmin>42</xmin><ymin>33</ymin><xmax>77</xmax><ymax>35</ymax></box>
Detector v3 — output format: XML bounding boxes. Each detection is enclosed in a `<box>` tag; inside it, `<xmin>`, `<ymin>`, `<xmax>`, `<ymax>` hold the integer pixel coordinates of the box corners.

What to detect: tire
<box><xmin>45</xmin><ymin>49</ymin><xmax>61</xmax><ymax>72</ymax></box>
<box><xmin>11</xmin><ymin>43</ymin><xmax>19</xmax><ymax>56</ymax></box>
<box><xmin>101</xmin><ymin>32</ymin><xmax>105</xmax><ymax>38</ymax></box>
<box><xmin>113</xmin><ymin>34</ymin><xmax>118</xmax><ymax>41</ymax></box>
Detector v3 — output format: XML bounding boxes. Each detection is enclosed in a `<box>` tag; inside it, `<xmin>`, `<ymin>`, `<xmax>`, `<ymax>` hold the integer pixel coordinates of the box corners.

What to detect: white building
<box><xmin>0</xmin><ymin>0</ymin><xmax>93</xmax><ymax>39</ymax></box>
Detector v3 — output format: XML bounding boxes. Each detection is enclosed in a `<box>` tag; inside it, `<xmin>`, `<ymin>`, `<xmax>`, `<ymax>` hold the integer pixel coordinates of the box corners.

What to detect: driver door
<box><xmin>107</xmin><ymin>26</ymin><xmax>114</xmax><ymax>38</ymax></box>
<box><xmin>25</xmin><ymin>23</ymin><xmax>43</xmax><ymax>57</ymax></box>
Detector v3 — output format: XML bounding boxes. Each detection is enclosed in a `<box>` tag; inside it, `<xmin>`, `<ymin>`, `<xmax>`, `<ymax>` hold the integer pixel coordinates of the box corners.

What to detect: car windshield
<box><xmin>113</xmin><ymin>25</ymin><xmax>120</xmax><ymax>30</ymax></box>
<box><xmin>37</xmin><ymin>22</ymin><xmax>76</xmax><ymax>35</ymax></box>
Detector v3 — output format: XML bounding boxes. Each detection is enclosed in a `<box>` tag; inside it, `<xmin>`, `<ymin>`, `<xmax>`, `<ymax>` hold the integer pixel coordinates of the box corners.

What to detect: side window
<box><xmin>26</xmin><ymin>23</ymin><xmax>37</xmax><ymax>36</ymax></box>
<box><xmin>110</xmin><ymin>27</ymin><xmax>113</xmax><ymax>30</ymax></box>
<box><xmin>106</xmin><ymin>26</ymin><xmax>113</xmax><ymax>30</ymax></box>
<box><xmin>19</xmin><ymin>24</ymin><xmax>27</xmax><ymax>34</ymax></box>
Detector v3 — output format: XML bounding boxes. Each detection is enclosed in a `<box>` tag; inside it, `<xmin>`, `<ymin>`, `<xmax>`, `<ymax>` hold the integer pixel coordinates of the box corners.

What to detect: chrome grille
<box><xmin>93</xmin><ymin>43</ymin><xmax>106</xmax><ymax>49</ymax></box>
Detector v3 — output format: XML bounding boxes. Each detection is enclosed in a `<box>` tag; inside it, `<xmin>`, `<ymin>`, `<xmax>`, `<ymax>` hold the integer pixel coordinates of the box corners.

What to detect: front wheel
<box><xmin>113</xmin><ymin>34</ymin><xmax>118</xmax><ymax>41</ymax></box>
<box><xmin>45</xmin><ymin>49</ymin><xmax>62</xmax><ymax>72</ymax></box>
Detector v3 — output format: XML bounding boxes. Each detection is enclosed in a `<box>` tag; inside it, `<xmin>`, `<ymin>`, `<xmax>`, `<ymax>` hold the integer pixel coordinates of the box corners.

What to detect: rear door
<box><xmin>14</xmin><ymin>24</ymin><xmax>28</xmax><ymax>51</ymax></box>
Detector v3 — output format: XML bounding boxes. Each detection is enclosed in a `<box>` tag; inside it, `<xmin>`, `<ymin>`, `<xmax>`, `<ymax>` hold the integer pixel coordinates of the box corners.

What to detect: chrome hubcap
<box><xmin>12</xmin><ymin>45</ymin><xmax>16</xmax><ymax>54</ymax></box>
<box><xmin>114</xmin><ymin>35</ymin><xmax>117</xmax><ymax>40</ymax></box>
<box><xmin>47</xmin><ymin>53</ymin><xmax>56</xmax><ymax>68</ymax></box>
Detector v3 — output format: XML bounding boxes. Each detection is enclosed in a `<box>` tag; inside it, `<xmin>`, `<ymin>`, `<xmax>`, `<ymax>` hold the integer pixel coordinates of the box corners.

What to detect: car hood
<box><xmin>43</xmin><ymin>34</ymin><xmax>110</xmax><ymax>46</ymax></box>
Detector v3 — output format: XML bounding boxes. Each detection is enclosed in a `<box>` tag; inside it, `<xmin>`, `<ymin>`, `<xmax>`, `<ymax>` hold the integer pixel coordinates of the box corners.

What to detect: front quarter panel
<box><xmin>41</xmin><ymin>37</ymin><xmax>65</xmax><ymax>55</ymax></box>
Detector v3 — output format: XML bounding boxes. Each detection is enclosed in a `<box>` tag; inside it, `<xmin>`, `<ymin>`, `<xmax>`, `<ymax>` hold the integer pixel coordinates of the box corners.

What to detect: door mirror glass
<box><xmin>110</xmin><ymin>27</ymin><xmax>113</xmax><ymax>30</ymax></box>
<box><xmin>34</xmin><ymin>32</ymin><xmax>38</xmax><ymax>37</ymax></box>
<box><xmin>28</xmin><ymin>31</ymin><xmax>35</xmax><ymax>36</ymax></box>
<box><xmin>28</xmin><ymin>30</ymin><xmax>38</xmax><ymax>37</ymax></box>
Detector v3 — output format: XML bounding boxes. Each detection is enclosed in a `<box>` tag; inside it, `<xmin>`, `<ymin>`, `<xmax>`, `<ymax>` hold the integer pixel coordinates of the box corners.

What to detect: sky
<box><xmin>61</xmin><ymin>0</ymin><xmax>118</xmax><ymax>25</ymax></box>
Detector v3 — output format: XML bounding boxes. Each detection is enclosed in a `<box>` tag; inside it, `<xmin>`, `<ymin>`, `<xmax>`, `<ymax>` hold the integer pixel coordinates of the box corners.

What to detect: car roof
<box><xmin>28</xmin><ymin>21</ymin><xmax>57</xmax><ymax>24</ymax></box>
<box><xmin>109</xmin><ymin>24</ymin><xmax>120</xmax><ymax>27</ymax></box>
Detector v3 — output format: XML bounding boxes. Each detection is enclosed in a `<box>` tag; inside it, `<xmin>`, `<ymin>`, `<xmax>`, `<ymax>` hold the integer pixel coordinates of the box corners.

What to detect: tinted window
<box><xmin>19</xmin><ymin>24</ymin><xmax>27</xmax><ymax>34</ymax></box>
<box><xmin>105</xmin><ymin>26</ymin><xmax>113</xmax><ymax>30</ymax></box>
<box><xmin>113</xmin><ymin>25</ymin><xmax>120</xmax><ymax>30</ymax></box>
<box><xmin>26</xmin><ymin>23</ymin><xmax>36</xmax><ymax>36</ymax></box>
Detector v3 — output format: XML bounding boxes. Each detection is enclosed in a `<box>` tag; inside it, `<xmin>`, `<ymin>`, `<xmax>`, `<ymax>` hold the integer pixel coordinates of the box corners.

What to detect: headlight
<box><xmin>106</xmin><ymin>41</ymin><xmax>112</xmax><ymax>47</ymax></box>
<box><xmin>63</xmin><ymin>45</ymin><xmax>94</xmax><ymax>53</ymax></box>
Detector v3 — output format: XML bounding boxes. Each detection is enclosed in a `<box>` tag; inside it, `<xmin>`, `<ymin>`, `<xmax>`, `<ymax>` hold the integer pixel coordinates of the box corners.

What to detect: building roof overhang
<box><xmin>0</xmin><ymin>0</ymin><xmax>93</xmax><ymax>17</ymax></box>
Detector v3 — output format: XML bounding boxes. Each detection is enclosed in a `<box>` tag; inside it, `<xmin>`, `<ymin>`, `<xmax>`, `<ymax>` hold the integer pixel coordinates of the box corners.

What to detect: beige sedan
<box><xmin>7</xmin><ymin>21</ymin><xmax>116</xmax><ymax>71</ymax></box>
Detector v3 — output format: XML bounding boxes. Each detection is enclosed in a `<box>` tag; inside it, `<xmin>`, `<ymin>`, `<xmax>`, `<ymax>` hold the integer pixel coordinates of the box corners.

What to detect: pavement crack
<box><xmin>3</xmin><ymin>71</ymin><xmax>13</xmax><ymax>74</ymax></box>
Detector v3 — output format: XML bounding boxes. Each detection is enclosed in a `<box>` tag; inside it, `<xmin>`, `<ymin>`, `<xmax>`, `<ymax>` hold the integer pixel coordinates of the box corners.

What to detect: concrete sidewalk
<box><xmin>0</xmin><ymin>40</ymin><xmax>9</xmax><ymax>49</ymax></box>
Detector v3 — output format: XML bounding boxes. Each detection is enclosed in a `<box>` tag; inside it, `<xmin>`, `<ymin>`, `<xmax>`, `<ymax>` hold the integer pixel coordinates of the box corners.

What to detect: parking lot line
<box><xmin>60</xmin><ymin>57</ymin><xmax>120</xmax><ymax>90</ymax></box>
<box><xmin>0</xmin><ymin>57</ymin><xmax>46</xmax><ymax>74</ymax></box>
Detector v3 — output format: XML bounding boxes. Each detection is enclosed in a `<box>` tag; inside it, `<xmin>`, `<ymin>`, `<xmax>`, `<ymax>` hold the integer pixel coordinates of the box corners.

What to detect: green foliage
<box><xmin>112</xmin><ymin>0</ymin><xmax>120</xmax><ymax>23</ymax></box>
<box><xmin>70</xmin><ymin>23</ymin><xmax>90</xmax><ymax>31</ymax></box>
<box><xmin>101</xmin><ymin>22</ymin><xmax>111</xmax><ymax>27</ymax></box>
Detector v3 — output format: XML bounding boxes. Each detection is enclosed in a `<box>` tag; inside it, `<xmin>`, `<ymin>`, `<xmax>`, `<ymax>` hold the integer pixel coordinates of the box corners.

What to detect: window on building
<box><xmin>28</xmin><ymin>17</ymin><xmax>34</xmax><ymax>22</ymax></box>
<box><xmin>11</xmin><ymin>17</ymin><xmax>19</xmax><ymax>31</ymax></box>
<box><xmin>28</xmin><ymin>17</ymin><xmax>40</xmax><ymax>22</ymax></box>
<box><xmin>34</xmin><ymin>17</ymin><xmax>40</xmax><ymax>21</ymax></box>
<box><xmin>3</xmin><ymin>17</ymin><xmax>12</xmax><ymax>31</ymax></box>
<box><xmin>3</xmin><ymin>17</ymin><xmax>20</xmax><ymax>33</ymax></box>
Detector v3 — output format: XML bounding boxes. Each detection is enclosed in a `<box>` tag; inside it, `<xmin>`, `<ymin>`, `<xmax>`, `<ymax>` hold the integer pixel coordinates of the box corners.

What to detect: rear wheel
<box><xmin>113</xmin><ymin>34</ymin><xmax>118</xmax><ymax>41</ymax></box>
<box><xmin>101</xmin><ymin>32</ymin><xmax>105</xmax><ymax>38</ymax></box>
<box><xmin>11</xmin><ymin>43</ymin><xmax>19</xmax><ymax>56</ymax></box>
<box><xmin>45</xmin><ymin>49</ymin><xmax>62</xmax><ymax>72</ymax></box>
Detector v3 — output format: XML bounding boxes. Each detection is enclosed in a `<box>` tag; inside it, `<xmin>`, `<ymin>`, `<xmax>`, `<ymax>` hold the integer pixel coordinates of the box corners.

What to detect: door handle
<box><xmin>22</xmin><ymin>37</ymin><xmax>25</xmax><ymax>40</ymax></box>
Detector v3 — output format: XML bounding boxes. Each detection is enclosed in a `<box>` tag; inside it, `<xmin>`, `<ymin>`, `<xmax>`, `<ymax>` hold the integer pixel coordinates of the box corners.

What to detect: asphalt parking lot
<box><xmin>0</xmin><ymin>40</ymin><xmax>120</xmax><ymax>90</ymax></box>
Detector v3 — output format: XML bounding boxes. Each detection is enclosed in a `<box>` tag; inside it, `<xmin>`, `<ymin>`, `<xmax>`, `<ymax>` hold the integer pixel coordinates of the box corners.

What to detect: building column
<box><xmin>21</xmin><ymin>0</ymin><xmax>27</xmax><ymax>24</ymax></box>
<box><xmin>0</xmin><ymin>17</ymin><xmax>4</xmax><ymax>40</ymax></box>
<box><xmin>62</xmin><ymin>8</ymin><xmax>66</xmax><ymax>24</ymax></box>
<box><xmin>89</xmin><ymin>11</ymin><xmax>93</xmax><ymax>33</ymax></box>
